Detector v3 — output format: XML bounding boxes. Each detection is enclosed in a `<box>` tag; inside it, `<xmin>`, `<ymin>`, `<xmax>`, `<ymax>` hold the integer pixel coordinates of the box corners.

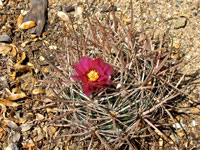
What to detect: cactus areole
<box><xmin>71</xmin><ymin>57</ymin><xmax>112</xmax><ymax>96</ymax></box>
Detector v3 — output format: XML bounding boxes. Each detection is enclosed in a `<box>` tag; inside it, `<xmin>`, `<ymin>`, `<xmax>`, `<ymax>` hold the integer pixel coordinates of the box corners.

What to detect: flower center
<box><xmin>87</xmin><ymin>70</ymin><xmax>99</xmax><ymax>82</ymax></box>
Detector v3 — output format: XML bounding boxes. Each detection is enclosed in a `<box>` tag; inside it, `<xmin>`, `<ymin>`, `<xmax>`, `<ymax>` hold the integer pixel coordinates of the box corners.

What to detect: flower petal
<box><xmin>88</xmin><ymin>81</ymin><xmax>102</xmax><ymax>88</ymax></box>
<box><xmin>92</xmin><ymin>59</ymin><xmax>104</xmax><ymax>75</ymax></box>
<box><xmin>79</xmin><ymin>57</ymin><xmax>93</xmax><ymax>72</ymax></box>
<box><xmin>74</xmin><ymin>57</ymin><xmax>93</xmax><ymax>75</ymax></box>
<box><xmin>93</xmin><ymin>58</ymin><xmax>104</xmax><ymax>67</ymax></box>
<box><xmin>103</xmin><ymin>64</ymin><xmax>112</xmax><ymax>75</ymax></box>
<box><xmin>98</xmin><ymin>75</ymin><xmax>110</xmax><ymax>85</ymax></box>
<box><xmin>93</xmin><ymin>59</ymin><xmax>112</xmax><ymax>75</ymax></box>
<box><xmin>72</xmin><ymin>57</ymin><xmax>113</xmax><ymax>96</ymax></box>
<box><xmin>83</xmin><ymin>85</ymin><xmax>93</xmax><ymax>96</ymax></box>
<box><xmin>74</xmin><ymin>64</ymin><xmax>85</xmax><ymax>75</ymax></box>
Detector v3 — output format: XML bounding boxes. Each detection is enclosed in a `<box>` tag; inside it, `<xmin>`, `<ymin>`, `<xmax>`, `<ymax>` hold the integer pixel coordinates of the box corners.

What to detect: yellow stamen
<box><xmin>87</xmin><ymin>70</ymin><xmax>99</xmax><ymax>82</ymax></box>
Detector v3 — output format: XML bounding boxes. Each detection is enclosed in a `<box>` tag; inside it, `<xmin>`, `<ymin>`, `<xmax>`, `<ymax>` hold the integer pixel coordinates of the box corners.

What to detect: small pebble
<box><xmin>172</xmin><ymin>122</ymin><xmax>184</xmax><ymax>129</ymax></box>
<box><xmin>192</xmin><ymin>120</ymin><xmax>198</xmax><ymax>126</ymax></box>
<box><xmin>24</xmin><ymin>0</ymin><xmax>29</xmax><ymax>3</ymax></box>
<box><xmin>5</xmin><ymin>143</ymin><xmax>19</xmax><ymax>150</ymax></box>
<box><xmin>74</xmin><ymin>6</ymin><xmax>83</xmax><ymax>17</ymax></box>
<box><xmin>173</xmin><ymin>17</ymin><xmax>187</xmax><ymax>29</ymax></box>
<box><xmin>116</xmin><ymin>83</ymin><xmax>121</xmax><ymax>89</ymax></box>
<box><xmin>57</xmin><ymin>11</ymin><xmax>70</xmax><ymax>22</ymax></box>
<box><xmin>65</xmin><ymin>5</ymin><xmax>75</xmax><ymax>13</ymax></box>
<box><xmin>19</xmin><ymin>21</ymin><xmax>36</xmax><ymax>30</ymax></box>
<box><xmin>17</xmin><ymin>3</ymin><xmax>23</xmax><ymax>9</ymax></box>
<box><xmin>177</xmin><ymin>0</ymin><xmax>184</xmax><ymax>4</ymax></box>
<box><xmin>101</xmin><ymin>5</ymin><xmax>117</xmax><ymax>13</ymax></box>
<box><xmin>4</xmin><ymin>4</ymin><xmax>12</xmax><ymax>10</ymax></box>
<box><xmin>49</xmin><ymin>45</ymin><xmax>57</xmax><ymax>50</ymax></box>
<box><xmin>0</xmin><ymin>34</ymin><xmax>12</xmax><ymax>43</ymax></box>
<box><xmin>56</xmin><ymin>5</ymin><xmax>62</xmax><ymax>11</ymax></box>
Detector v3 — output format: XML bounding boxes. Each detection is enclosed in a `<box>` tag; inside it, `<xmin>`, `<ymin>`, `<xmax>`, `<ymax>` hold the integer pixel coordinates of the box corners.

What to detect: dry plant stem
<box><xmin>101</xmin><ymin>16</ymin><xmax>119</xmax><ymax>53</ymax></box>
<box><xmin>94</xmin><ymin>16</ymin><xmax>109</xmax><ymax>54</ymax></box>
<box><xmin>32</xmin><ymin>102</ymin><xmax>55</xmax><ymax>110</ymax></box>
<box><xmin>95</xmin><ymin>130</ymin><xmax>114</xmax><ymax>150</ymax></box>
<box><xmin>80</xmin><ymin>32</ymin><xmax>86</xmax><ymax>56</ymax></box>
<box><xmin>64</xmin><ymin>37</ymin><xmax>70</xmax><ymax>66</ymax></box>
<box><xmin>72</xmin><ymin>91</ymin><xmax>114</xmax><ymax>115</ymax></box>
<box><xmin>143</xmin><ymin>118</ymin><xmax>173</xmax><ymax>144</ymax></box>
<box><xmin>157</xmin><ymin>62</ymin><xmax>184</xmax><ymax>75</ymax></box>
<box><xmin>130</xmin><ymin>0</ymin><xmax>133</xmax><ymax>29</ymax></box>
<box><xmin>51</xmin><ymin>87</ymin><xmax>70</xmax><ymax>102</ymax></box>
<box><xmin>68</xmin><ymin>15</ymin><xmax>80</xmax><ymax>58</ymax></box>
<box><xmin>40</xmin><ymin>50</ymin><xmax>70</xmax><ymax>82</ymax></box>
<box><xmin>49</xmin><ymin>107</ymin><xmax>86</xmax><ymax>124</ymax></box>
<box><xmin>87</xmin><ymin>17</ymin><xmax>99</xmax><ymax>47</ymax></box>
<box><xmin>53</xmin><ymin>85</ymin><xmax>70</xmax><ymax>98</ymax></box>
<box><xmin>98</xmin><ymin>131</ymin><xmax>118</xmax><ymax>138</ymax></box>
<box><xmin>111</xmin><ymin>7</ymin><xmax>118</xmax><ymax>33</ymax></box>
<box><xmin>126</xmin><ymin>137</ymin><xmax>137</xmax><ymax>150</ymax></box>
<box><xmin>153</xmin><ymin>52</ymin><xmax>170</xmax><ymax>74</ymax></box>
<box><xmin>158</xmin><ymin>75</ymin><xmax>190</xmax><ymax>97</ymax></box>
<box><xmin>85</xmin><ymin>36</ymin><xmax>103</xmax><ymax>49</ymax></box>
<box><xmin>38</xmin><ymin>79</ymin><xmax>75</xmax><ymax>85</ymax></box>
<box><xmin>114</xmin><ymin>140</ymin><xmax>124</xmax><ymax>150</ymax></box>
<box><xmin>162</xmin><ymin>106</ymin><xmax>177</xmax><ymax>124</ymax></box>
<box><xmin>61</xmin><ymin>131</ymin><xmax>90</xmax><ymax>137</ymax></box>
<box><xmin>142</xmin><ymin>93</ymin><xmax>180</xmax><ymax>116</ymax></box>
<box><xmin>58</xmin><ymin>128</ymin><xmax>74</xmax><ymax>146</ymax></box>
<box><xmin>53</xmin><ymin>124</ymin><xmax>72</xmax><ymax>127</ymax></box>
<box><xmin>141</xmin><ymin>60</ymin><xmax>154</xmax><ymax>86</ymax></box>
<box><xmin>126</xmin><ymin>118</ymin><xmax>141</xmax><ymax>134</ymax></box>
<box><xmin>131</xmin><ymin>134</ymin><xmax>154</xmax><ymax>138</ymax></box>
<box><xmin>87</xmin><ymin>133</ymin><xmax>94</xmax><ymax>150</ymax></box>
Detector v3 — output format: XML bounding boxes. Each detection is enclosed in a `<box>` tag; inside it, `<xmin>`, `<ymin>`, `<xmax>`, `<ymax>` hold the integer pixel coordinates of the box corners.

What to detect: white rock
<box><xmin>49</xmin><ymin>45</ymin><xmax>57</xmax><ymax>50</ymax></box>
<box><xmin>6</xmin><ymin>143</ymin><xmax>18</xmax><ymax>150</ymax></box>
<box><xmin>57</xmin><ymin>11</ymin><xmax>70</xmax><ymax>22</ymax></box>
<box><xmin>117</xmin><ymin>83</ymin><xmax>121</xmax><ymax>89</ymax></box>
<box><xmin>74</xmin><ymin>6</ymin><xmax>83</xmax><ymax>17</ymax></box>
<box><xmin>172</xmin><ymin>122</ymin><xmax>184</xmax><ymax>129</ymax></box>
<box><xmin>192</xmin><ymin>120</ymin><xmax>198</xmax><ymax>126</ymax></box>
<box><xmin>21</xmin><ymin>123</ymin><xmax>33</xmax><ymax>132</ymax></box>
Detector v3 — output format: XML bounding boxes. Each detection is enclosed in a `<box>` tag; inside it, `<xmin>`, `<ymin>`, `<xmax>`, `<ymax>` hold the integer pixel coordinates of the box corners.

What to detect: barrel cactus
<box><xmin>42</xmin><ymin>6</ymin><xmax>185</xmax><ymax>150</ymax></box>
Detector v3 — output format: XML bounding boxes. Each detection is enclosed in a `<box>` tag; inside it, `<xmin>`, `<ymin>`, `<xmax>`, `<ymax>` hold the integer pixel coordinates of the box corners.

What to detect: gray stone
<box><xmin>23</xmin><ymin>0</ymin><xmax>47</xmax><ymax>36</ymax></box>
<box><xmin>56</xmin><ymin>5</ymin><xmax>62</xmax><ymax>11</ymax></box>
<box><xmin>0</xmin><ymin>34</ymin><xmax>12</xmax><ymax>43</ymax></box>
<box><xmin>173</xmin><ymin>17</ymin><xmax>187</xmax><ymax>29</ymax></box>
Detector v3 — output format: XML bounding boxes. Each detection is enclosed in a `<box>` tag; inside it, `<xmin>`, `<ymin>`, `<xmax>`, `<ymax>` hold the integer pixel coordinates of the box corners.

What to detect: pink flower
<box><xmin>71</xmin><ymin>57</ymin><xmax>113</xmax><ymax>96</ymax></box>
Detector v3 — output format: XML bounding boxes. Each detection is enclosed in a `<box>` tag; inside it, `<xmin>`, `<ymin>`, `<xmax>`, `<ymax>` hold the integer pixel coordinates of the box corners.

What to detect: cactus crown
<box><xmin>43</xmin><ymin>4</ymin><xmax>186</xmax><ymax>150</ymax></box>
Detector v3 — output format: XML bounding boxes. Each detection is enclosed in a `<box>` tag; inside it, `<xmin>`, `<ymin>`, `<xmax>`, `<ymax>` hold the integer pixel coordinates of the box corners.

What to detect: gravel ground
<box><xmin>0</xmin><ymin>0</ymin><xmax>200</xmax><ymax>149</ymax></box>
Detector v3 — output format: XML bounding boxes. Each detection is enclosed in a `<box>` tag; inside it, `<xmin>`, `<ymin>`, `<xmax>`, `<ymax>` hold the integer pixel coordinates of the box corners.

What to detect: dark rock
<box><xmin>65</xmin><ymin>5</ymin><xmax>75</xmax><ymax>13</ymax></box>
<box><xmin>0</xmin><ymin>34</ymin><xmax>12</xmax><ymax>43</ymax></box>
<box><xmin>101</xmin><ymin>5</ymin><xmax>117</xmax><ymax>13</ymax></box>
<box><xmin>176</xmin><ymin>0</ymin><xmax>183</xmax><ymax>4</ymax></box>
<box><xmin>23</xmin><ymin>0</ymin><xmax>48</xmax><ymax>36</ymax></box>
